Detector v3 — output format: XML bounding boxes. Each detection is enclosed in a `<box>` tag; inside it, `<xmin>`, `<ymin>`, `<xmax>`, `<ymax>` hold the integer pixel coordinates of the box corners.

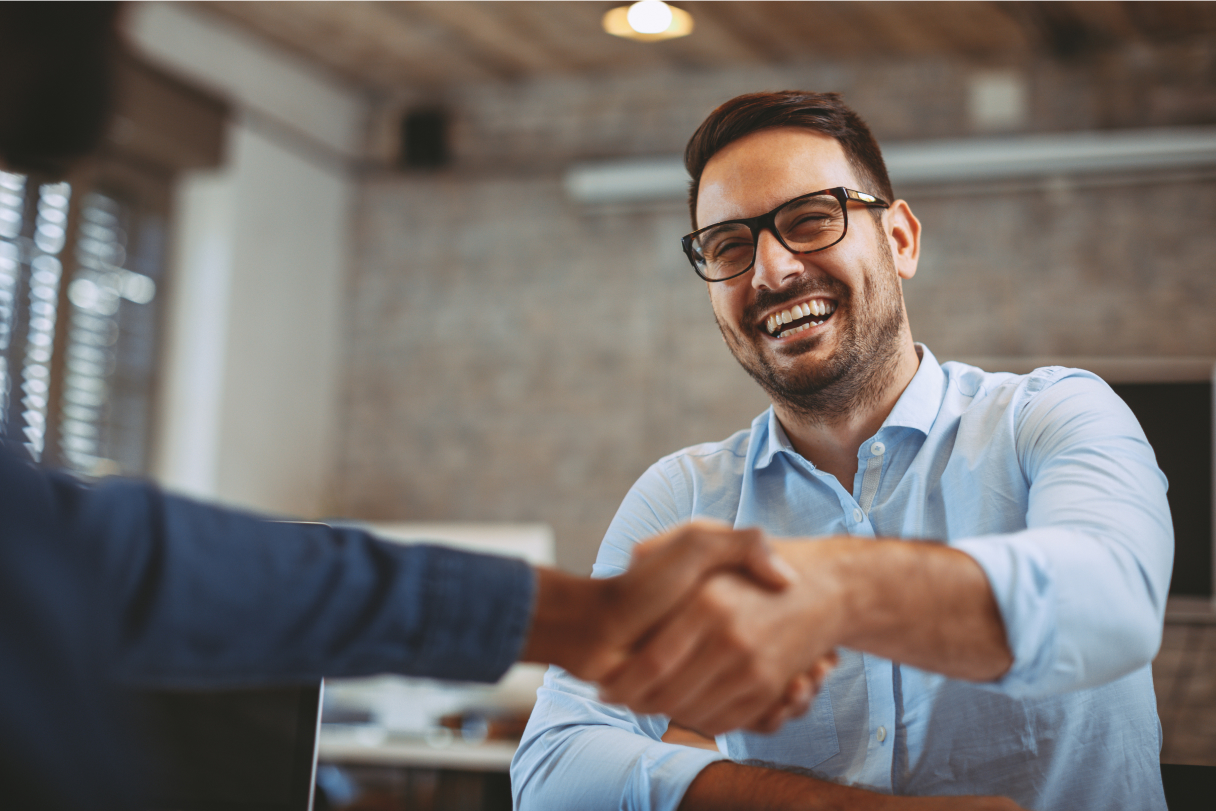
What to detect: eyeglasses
<box><xmin>681</xmin><ymin>187</ymin><xmax>890</xmax><ymax>282</ymax></box>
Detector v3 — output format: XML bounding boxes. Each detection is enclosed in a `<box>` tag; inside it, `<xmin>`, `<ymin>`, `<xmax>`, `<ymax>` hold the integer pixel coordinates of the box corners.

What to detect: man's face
<box><xmin>695</xmin><ymin>127</ymin><xmax>913</xmax><ymax>417</ymax></box>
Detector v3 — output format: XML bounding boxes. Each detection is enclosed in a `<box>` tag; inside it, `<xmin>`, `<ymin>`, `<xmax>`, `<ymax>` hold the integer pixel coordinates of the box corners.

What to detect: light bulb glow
<box><xmin>602</xmin><ymin>2</ymin><xmax>693</xmax><ymax>42</ymax></box>
<box><xmin>626</xmin><ymin>1</ymin><xmax>673</xmax><ymax>35</ymax></box>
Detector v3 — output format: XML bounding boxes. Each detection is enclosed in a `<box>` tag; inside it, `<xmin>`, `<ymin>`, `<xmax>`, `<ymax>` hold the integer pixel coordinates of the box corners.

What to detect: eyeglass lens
<box><xmin>690</xmin><ymin>193</ymin><xmax>846</xmax><ymax>280</ymax></box>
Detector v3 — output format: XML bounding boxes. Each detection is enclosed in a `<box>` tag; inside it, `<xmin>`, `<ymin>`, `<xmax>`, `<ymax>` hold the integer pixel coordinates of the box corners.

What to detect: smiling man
<box><xmin>511</xmin><ymin>92</ymin><xmax>1173</xmax><ymax>811</ymax></box>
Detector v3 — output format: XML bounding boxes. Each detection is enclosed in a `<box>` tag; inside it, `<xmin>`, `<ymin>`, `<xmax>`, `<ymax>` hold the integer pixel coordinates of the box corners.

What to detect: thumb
<box><xmin>626</xmin><ymin>523</ymin><xmax>793</xmax><ymax>609</ymax></box>
<box><xmin>737</xmin><ymin>529</ymin><xmax>798</xmax><ymax>590</ymax></box>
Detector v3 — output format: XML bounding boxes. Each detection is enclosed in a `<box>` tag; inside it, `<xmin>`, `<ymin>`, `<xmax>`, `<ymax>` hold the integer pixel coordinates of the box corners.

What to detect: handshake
<box><xmin>521</xmin><ymin>521</ymin><xmax>840</xmax><ymax>737</ymax></box>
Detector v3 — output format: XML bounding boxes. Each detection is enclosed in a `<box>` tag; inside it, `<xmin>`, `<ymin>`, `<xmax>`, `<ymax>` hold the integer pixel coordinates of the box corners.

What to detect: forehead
<box><xmin>695</xmin><ymin>127</ymin><xmax>859</xmax><ymax>228</ymax></box>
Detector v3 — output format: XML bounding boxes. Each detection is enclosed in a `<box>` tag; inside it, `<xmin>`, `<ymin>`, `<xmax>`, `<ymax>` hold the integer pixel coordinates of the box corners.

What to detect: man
<box><xmin>0</xmin><ymin>7</ymin><xmax>825</xmax><ymax>809</ymax></box>
<box><xmin>512</xmin><ymin>91</ymin><xmax>1172</xmax><ymax>811</ymax></box>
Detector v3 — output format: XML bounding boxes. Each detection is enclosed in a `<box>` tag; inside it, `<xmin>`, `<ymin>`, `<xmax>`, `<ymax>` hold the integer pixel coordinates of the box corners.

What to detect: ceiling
<box><xmin>197</xmin><ymin>1</ymin><xmax>1216</xmax><ymax>92</ymax></box>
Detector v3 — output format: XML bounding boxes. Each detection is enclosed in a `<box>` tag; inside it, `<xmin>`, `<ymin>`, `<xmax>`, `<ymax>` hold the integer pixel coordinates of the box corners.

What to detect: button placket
<box><xmin>857</xmin><ymin>440</ymin><xmax>886</xmax><ymax>519</ymax></box>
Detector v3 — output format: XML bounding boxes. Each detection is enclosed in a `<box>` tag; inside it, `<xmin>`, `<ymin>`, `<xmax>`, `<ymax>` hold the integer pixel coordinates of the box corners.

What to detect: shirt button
<box><xmin>876</xmin><ymin>726</ymin><xmax>887</xmax><ymax>743</ymax></box>
<box><xmin>870</xmin><ymin>441</ymin><xmax>885</xmax><ymax>455</ymax></box>
<box><xmin>853</xmin><ymin>508</ymin><xmax>864</xmax><ymax>523</ymax></box>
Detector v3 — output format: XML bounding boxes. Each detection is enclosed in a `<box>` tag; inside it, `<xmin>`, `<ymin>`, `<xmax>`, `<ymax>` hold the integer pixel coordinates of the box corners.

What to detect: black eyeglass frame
<box><xmin>681</xmin><ymin>186</ymin><xmax>891</xmax><ymax>282</ymax></box>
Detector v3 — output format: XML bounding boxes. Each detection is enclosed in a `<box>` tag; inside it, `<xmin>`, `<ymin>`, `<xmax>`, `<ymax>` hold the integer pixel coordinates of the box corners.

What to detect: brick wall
<box><xmin>335</xmin><ymin>39</ymin><xmax>1216</xmax><ymax>572</ymax></box>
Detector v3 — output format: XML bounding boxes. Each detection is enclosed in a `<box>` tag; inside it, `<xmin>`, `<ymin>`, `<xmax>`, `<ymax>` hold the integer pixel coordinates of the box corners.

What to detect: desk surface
<box><xmin>318</xmin><ymin>726</ymin><xmax>518</xmax><ymax>772</ymax></box>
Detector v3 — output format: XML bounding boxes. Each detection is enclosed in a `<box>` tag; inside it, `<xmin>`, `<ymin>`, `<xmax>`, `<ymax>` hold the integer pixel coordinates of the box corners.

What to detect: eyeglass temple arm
<box><xmin>843</xmin><ymin>188</ymin><xmax>890</xmax><ymax>207</ymax></box>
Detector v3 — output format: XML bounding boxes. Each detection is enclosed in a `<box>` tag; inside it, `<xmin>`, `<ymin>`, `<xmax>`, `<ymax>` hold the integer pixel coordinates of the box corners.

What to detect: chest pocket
<box><xmin>719</xmin><ymin>685</ymin><xmax>839</xmax><ymax>771</ymax></box>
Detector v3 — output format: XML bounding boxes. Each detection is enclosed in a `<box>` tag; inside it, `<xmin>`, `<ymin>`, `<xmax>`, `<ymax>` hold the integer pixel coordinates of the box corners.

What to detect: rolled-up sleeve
<box><xmin>953</xmin><ymin>372</ymin><xmax>1173</xmax><ymax>697</ymax></box>
<box><xmin>512</xmin><ymin>667</ymin><xmax>726</xmax><ymax>811</ymax></box>
<box><xmin>512</xmin><ymin>461</ymin><xmax>726</xmax><ymax>811</ymax></box>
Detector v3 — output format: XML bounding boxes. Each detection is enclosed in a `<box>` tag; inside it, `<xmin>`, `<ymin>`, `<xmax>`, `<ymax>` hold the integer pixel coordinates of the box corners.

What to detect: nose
<box><xmin>751</xmin><ymin>228</ymin><xmax>803</xmax><ymax>291</ymax></box>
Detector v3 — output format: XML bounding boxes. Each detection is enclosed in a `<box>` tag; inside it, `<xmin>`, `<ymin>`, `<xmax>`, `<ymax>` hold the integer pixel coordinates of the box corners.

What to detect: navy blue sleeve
<box><xmin>1</xmin><ymin>448</ymin><xmax>537</xmax><ymax>687</ymax></box>
<box><xmin>1</xmin><ymin>447</ymin><xmax>535</xmax><ymax>810</ymax></box>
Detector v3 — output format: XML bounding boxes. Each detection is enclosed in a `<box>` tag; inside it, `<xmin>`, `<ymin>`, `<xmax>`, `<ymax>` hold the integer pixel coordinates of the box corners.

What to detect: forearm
<box><xmin>777</xmin><ymin>538</ymin><xmax>1012</xmax><ymax>682</ymax></box>
<box><xmin>679</xmin><ymin>761</ymin><xmax>889</xmax><ymax>811</ymax></box>
<box><xmin>513</xmin><ymin>673</ymin><xmax>723</xmax><ymax>811</ymax></box>
<box><xmin>679</xmin><ymin>762</ymin><xmax>1027</xmax><ymax>811</ymax></box>
<box><xmin>99</xmin><ymin>483</ymin><xmax>535</xmax><ymax>685</ymax></box>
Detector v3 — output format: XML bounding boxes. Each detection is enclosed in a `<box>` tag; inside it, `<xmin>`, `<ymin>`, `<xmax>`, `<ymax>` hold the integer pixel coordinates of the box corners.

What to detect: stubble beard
<box><xmin>715</xmin><ymin>236</ymin><xmax>909</xmax><ymax>425</ymax></box>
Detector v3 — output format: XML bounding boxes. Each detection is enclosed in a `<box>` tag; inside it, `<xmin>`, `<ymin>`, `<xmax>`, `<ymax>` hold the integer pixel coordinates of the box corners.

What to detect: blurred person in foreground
<box><xmin>0</xmin><ymin>6</ymin><xmax>832</xmax><ymax>809</ymax></box>
<box><xmin>513</xmin><ymin>91</ymin><xmax>1172</xmax><ymax>811</ymax></box>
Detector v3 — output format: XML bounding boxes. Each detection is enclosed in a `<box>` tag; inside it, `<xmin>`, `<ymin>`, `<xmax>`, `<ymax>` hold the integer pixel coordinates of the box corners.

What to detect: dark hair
<box><xmin>0</xmin><ymin>2</ymin><xmax>120</xmax><ymax>177</ymax></box>
<box><xmin>683</xmin><ymin>91</ymin><xmax>893</xmax><ymax>228</ymax></box>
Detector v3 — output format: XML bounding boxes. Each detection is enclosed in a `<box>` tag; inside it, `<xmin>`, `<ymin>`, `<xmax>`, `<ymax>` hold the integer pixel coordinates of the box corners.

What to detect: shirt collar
<box><xmin>751</xmin><ymin>343</ymin><xmax>946</xmax><ymax>470</ymax></box>
<box><xmin>882</xmin><ymin>343</ymin><xmax>946</xmax><ymax>436</ymax></box>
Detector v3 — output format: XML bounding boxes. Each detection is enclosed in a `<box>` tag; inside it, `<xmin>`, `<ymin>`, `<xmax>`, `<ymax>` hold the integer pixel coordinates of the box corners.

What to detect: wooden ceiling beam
<box><xmin>205</xmin><ymin>1</ymin><xmax>498</xmax><ymax>87</ymax></box>
<box><xmin>400</xmin><ymin>1</ymin><xmax>570</xmax><ymax>80</ymax></box>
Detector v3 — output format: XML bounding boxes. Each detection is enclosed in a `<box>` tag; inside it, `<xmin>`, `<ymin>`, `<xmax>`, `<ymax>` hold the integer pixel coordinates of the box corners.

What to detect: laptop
<box><xmin>131</xmin><ymin>681</ymin><xmax>324</xmax><ymax>811</ymax></box>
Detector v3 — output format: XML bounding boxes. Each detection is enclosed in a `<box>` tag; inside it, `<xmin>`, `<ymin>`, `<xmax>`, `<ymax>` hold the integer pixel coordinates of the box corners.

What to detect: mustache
<box><xmin>745</xmin><ymin>277</ymin><xmax>851</xmax><ymax>325</ymax></box>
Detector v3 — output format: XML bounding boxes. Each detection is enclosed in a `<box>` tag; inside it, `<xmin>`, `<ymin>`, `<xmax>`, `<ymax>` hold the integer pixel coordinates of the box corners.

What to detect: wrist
<box><xmin>521</xmin><ymin>568</ymin><xmax>615</xmax><ymax>678</ymax></box>
<box><xmin>771</xmin><ymin>537</ymin><xmax>860</xmax><ymax>648</ymax></box>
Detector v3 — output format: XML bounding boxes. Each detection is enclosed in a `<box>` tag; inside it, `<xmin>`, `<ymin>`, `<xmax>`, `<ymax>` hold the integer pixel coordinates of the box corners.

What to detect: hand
<box><xmin>598</xmin><ymin>563</ymin><xmax>844</xmax><ymax>736</ymax></box>
<box><xmin>522</xmin><ymin>521</ymin><xmax>794</xmax><ymax>686</ymax></box>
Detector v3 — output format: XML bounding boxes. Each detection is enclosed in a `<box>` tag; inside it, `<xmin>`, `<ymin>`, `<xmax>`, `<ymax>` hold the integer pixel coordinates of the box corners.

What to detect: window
<box><xmin>0</xmin><ymin>166</ymin><xmax>169</xmax><ymax>477</ymax></box>
<box><xmin>0</xmin><ymin>53</ymin><xmax>225</xmax><ymax>478</ymax></box>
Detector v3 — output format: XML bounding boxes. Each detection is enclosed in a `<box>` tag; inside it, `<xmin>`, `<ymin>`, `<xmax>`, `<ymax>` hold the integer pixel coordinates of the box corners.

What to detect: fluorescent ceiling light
<box><xmin>564</xmin><ymin>126</ymin><xmax>1216</xmax><ymax>204</ymax></box>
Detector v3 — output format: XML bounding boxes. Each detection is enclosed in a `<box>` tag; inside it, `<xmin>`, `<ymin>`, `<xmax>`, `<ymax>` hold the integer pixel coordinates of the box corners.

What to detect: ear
<box><xmin>885</xmin><ymin>200</ymin><xmax>921</xmax><ymax>281</ymax></box>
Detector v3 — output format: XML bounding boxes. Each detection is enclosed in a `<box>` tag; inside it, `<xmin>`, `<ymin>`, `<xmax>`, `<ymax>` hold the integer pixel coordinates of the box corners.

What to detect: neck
<box><xmin>774</xmin><ymin>337</ymin><xmax>921</xmax><ymax>494</ymax></box>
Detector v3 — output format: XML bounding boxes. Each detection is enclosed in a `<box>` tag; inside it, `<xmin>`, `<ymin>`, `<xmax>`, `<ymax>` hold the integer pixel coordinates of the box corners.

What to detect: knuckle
<box><xmin>722</xmin><ymin>630</ymin><xmax>751</xmax><ymax>657</ymax></box>
<box><xmin>633</xmin><ymin>652</ymin><xmax>666</xmax><ymax>683</ymax></box>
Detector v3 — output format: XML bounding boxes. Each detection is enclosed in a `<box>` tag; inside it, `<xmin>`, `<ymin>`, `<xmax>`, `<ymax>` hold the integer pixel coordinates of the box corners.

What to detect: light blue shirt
<box><xmin>512</xmin><ymin>346</ymin><xmax>1172</xmax><ymax>811</ymax></box>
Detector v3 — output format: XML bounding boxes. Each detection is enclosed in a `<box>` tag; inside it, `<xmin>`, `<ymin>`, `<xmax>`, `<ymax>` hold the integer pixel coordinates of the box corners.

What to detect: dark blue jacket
<box><xmin>0</xmin><ymin>448</ymin><xmax>534</xmax><ymax>809</ymax></box>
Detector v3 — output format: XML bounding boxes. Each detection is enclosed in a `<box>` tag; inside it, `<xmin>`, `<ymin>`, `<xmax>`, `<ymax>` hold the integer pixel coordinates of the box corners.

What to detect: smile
<box><xmin>763</xmin><ymin>298</ymin><xmax>837</xmax><ymax>337</ymax></box>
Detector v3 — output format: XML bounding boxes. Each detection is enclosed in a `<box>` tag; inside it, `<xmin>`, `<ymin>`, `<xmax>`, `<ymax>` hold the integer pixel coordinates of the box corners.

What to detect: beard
<box><xmin>714</xmin><ymin>234</ymin><xmax>908</xmax><ymax>424</ymax></box>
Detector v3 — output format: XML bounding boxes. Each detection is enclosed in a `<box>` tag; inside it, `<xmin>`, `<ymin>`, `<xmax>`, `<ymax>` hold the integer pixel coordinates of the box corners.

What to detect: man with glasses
<box><xmin>513</xmin><ymin>91</ymin><xmax>1171</xmax><ymax>811</ymax></box>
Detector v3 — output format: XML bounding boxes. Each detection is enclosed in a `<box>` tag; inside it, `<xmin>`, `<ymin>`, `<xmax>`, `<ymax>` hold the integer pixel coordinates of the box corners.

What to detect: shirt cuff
<box><xmin>409</xmin><ymin>544</ymin><xmax>536</xmax><ymax>682</ymax></box>
<box><xmin>951</xmin><ymin>532</ymin><xmax>1059</xmax><ymax>697</ymax></box>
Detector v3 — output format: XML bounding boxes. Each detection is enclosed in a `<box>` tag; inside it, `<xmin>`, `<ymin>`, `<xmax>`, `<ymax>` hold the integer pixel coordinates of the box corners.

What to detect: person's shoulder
<box><xmin>632</xmin><ymin>417</ymin><xmax>764</xmax><ymax>502</ymax></box>
<box><xmin>939</xmin><ymin>360</ymin><xmax>1123</xmax><ymax>440</ymax></box>
<box><xmin>941</xmin><ymin>359</ymin><xmax>1107</xmax><ymax>406</ymax></box>
<box><xmin>651</xmin><ymin>416</ymin><xmax>763</xmax><ymax>476</ymax></box>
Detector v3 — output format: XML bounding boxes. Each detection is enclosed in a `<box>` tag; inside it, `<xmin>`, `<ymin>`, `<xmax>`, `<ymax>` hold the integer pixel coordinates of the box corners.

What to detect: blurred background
<box><xmin>2</xmin><ymin>1</ymin><xmax>1215</xmax><ymax>795</ymax></box>
<box><xmin>78</xmin><ymin>0</ymin><xmax>1216</xmax><ymax>573</ymax></box>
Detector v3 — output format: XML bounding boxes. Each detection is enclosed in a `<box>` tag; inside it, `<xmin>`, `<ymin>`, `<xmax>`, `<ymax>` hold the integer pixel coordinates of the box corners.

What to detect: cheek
<box><xmin>707</xmin><ymin>287</ymin><xmax>738</xmax><ymax>323</ymax></box>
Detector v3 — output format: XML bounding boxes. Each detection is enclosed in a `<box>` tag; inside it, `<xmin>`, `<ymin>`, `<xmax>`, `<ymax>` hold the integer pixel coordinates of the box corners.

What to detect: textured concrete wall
<box><xmin>334</xmin><ymin>40</ymin><xmax>1216</xmax><ymax>573</ymax></box>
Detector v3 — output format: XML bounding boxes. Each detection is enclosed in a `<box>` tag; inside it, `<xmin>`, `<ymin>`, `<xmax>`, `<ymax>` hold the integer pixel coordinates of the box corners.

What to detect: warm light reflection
<box><xmin>603</xmin><ymin>1</ymin><xmax>693</xmax><ymax>42</ymax></box>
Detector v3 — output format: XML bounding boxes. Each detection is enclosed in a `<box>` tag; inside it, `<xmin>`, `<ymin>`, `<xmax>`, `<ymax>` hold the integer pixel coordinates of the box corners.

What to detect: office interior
<box><xmin>3</xmin><ymin>2</ymin><xmax>1214</xmax><ymax>808</ymax></box>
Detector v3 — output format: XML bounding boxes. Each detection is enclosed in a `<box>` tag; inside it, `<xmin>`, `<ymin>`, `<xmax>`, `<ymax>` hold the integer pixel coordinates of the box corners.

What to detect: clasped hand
<box><xmin>556</xmin><ymin>522</ymin><xmax>840</xmax><ymax>737</ymax></box>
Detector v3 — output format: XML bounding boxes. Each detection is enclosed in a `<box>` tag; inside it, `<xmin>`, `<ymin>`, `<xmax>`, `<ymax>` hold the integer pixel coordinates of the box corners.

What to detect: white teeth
<box><xmin>765</xmin><ymin>300</ymin><xmax>838</xmax><ymax>336</ymax></box>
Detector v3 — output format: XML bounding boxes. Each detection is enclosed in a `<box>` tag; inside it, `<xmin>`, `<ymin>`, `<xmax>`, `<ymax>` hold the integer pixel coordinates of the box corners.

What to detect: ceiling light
<box><xmin>603</xmin><ymin>1</ymin><xmax>693</xmax><ymax>42</ymax></box>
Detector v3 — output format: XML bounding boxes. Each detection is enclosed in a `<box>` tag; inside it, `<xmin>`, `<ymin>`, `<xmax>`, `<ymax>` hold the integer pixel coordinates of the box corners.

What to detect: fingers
<box><xmin>601</xmin><ymin>524</ymin><xmax>787</xmax><ymax>665</ymax></box>
<box><xmin>736</xmin><ymin>528</ymin><xmax>799</xmax><ymax>590</ymax></box>
<box><xmin>629</xmin><ymin>521</ymin><xmax>793</xmax><ymax>592</ymax></box>
<box><xmin>743</xmin><ymin>674</ymin><xmax>815</xmax><ymax>735</ymax></box>
<box><xmin>681</xmin><ymin>647</ymin><xmax>839</xmax><ymax>737</ymax></box>
<box><xmin>743</xmin><ymin>653</ymin><xmax>838</xmax><ymax>734</ymax></box>
<box><xmin>597</xmin><ymin>580</ymin><xmax>720</xmax><ymax>707</ymax></box>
